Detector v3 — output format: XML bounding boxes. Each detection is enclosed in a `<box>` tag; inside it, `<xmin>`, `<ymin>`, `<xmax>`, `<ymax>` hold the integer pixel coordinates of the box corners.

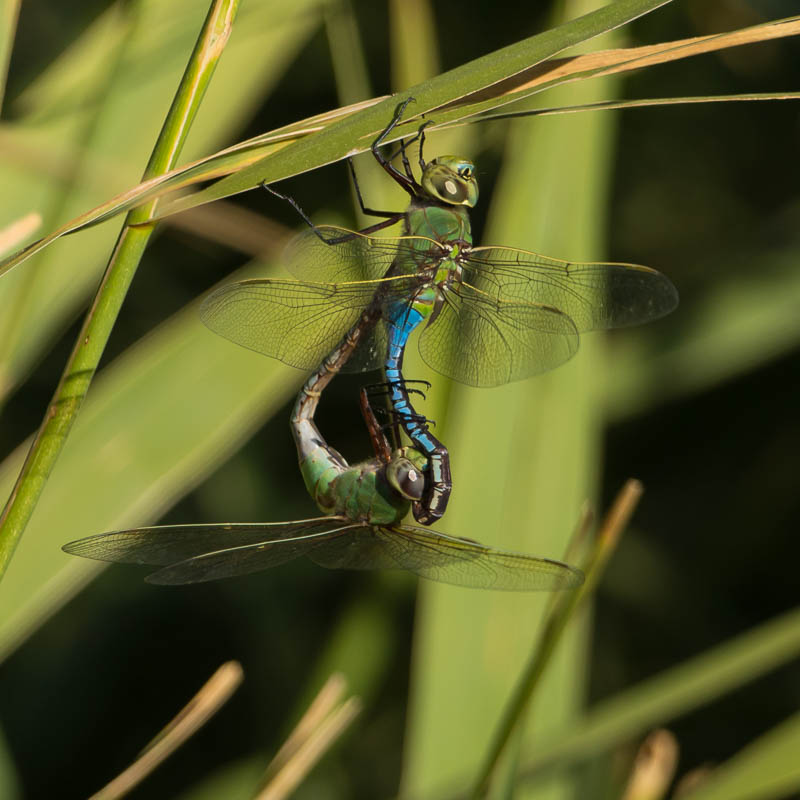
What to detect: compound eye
<box><xmin>387</xmin><ymin>458</ymin><xmax>426</xmax><ymax>500</ymax></box>
<box><xmin>431</xmin><ymin>173</ymin><xmax>469</xmax><ymax>204</ymax></box>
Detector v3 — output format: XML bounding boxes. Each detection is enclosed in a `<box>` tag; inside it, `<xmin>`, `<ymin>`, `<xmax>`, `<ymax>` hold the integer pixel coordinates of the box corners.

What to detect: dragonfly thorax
<box><xmin>421</xmin><ymin>157</ymin><xmax>478</xmax><ymax>207</ymax></box>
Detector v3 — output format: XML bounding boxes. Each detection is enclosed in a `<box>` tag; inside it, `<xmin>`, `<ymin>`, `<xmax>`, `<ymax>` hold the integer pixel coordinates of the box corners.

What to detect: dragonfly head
<box><xmin>385</xmin><ymin>448</ymin><xmax>427</xmax><ymax>501</ymax></box>
<box><xmin>421</xmin><ymin>157</ymin><xmax>478</xmax><ymax>208</ymax></box>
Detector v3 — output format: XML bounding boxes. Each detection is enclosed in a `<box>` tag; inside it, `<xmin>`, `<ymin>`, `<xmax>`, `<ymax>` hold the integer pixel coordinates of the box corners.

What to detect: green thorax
<box><xmin>299</xmin><ymin>437</ymin><xmax>427</xmax><ymax>526</ymax></box>
<box><xmin>404</xmin><ymin>202</ymin><xmax>472</xmax><ymax>248</ymax></box>
<box><xmin>393</xmin><ymin>155</ymin><xmax>478</xmax><ymax>285</ymax></box>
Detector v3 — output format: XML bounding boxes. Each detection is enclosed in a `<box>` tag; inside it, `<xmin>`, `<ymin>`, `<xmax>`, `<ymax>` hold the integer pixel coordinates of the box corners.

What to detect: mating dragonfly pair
<box><xmin>64</xmin><ymin>99</ymin><xmax>677</xmax><ymax>590</ymax></box>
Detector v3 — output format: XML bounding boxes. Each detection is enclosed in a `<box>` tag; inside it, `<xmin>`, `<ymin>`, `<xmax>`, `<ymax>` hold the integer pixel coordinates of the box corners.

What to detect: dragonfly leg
<box><xmin>386</xmin><ymin>119</ymin><xmax>433</xmax><ymax>178</ymax></box>
<box><xmin>366</xmin><ymin>399</ymin><xmax>437</xmax><ymax>429</ymax></box>
<box><xmin>262</xmin><ymin>180</ymin><xmax>402</xmax><ymax>242</ymax></box>
<box><xmin>261</xmin><ymin>182</ymin><xmax>329</xmax><ymax>242</ymax></box>
<box><xmin>371</xmin><ymin>97</ymin><xmax>423</xmax><ymax>197</ymax></box>
<box><xmin>359</xmin><ymin>387</ymin><xmax>392</xmax><ymax>464</ymax></box>
<box><xmin>346</xmin><ymin>159</ymin><xmax>404</xmax><ymax>220</ymax></box>
<box><xmin>366</xmin><ymin>377</ymin><xmax>430</xmax><ymax>452</ymax></box>
<box><xmin>385</xmin><ymin>121</ymin><xmax>428</xmax><ymax>177</ymax></box>
<box><xmin>365</xmin><ymin>378</ymin><xmax>431</xmax><ymax>401</ymax></box>
<box><xmin>417</xmin><ymin>121</ymin><xmax>434</xmax><ymax>171</ymax></box>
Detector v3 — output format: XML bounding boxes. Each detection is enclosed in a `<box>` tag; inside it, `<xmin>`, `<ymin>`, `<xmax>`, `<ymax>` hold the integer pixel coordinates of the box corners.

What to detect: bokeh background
<box><xmin>0</xmin><ymin>0</ymin><xmax>798</xmax><ymax>798</ymax></box>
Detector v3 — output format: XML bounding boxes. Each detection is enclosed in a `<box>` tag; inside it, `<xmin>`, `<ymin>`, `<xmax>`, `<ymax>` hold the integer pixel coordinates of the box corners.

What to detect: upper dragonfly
<box><xmin>200</xmin><ymin>98</ymin><xmax>679</xmax><ymax>524</ymax></box>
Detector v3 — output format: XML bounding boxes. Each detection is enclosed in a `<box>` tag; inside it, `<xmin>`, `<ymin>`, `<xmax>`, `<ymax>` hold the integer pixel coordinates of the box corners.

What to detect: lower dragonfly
<box><xmin>201</xmin><ymin>98</ymin><xmax>679</xmax><ymax>525</ymax></box>
<box><xmin>63</xmin><ymin>306</ymin><xmax>582</xmax><ymax>590</ymax></box>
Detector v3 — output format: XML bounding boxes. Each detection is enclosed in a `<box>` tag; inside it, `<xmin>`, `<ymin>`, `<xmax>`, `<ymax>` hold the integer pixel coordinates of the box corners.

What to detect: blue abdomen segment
<box><xmin>384</xmin><ymin>300</ymin><xmax>452</xmax><ymax>524</ymax></box>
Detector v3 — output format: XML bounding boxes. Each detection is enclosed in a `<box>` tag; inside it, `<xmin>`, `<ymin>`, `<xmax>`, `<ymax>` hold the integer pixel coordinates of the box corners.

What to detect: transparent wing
<box><xmin>199</xmin><ymin>278</ymin><xmax>402</xmax><ymax>373</ymax></box>
<box><xmin>312</xmin><ymin>525</ymin><xmax>584</xmax><ymax>591</ymax></box>
<box><xmin>464</xmin><ymin>246</ymin><xmax>679</xmax><ymax>331</ymax></box>
<box><xmin>418</xmin><ymin>284</ymin><xmax>579</xmax><ymax>387</ymax></box>
<box><xmin>63</xmin><ymin>518</ymin><xmax>344</xmax><ymax>566</ymax></box>
<box><xmin>284</xmin><ymin>225</ymin><xmax>446</xmax><ymax>283</ymax></box>
<box><xmin>146</xmin><ymin>524</ymin><xmax>366</xmax><ymax>585</ymax></box>
<box><xmin>63</xmin><ymin>519</ymin><xmax>362</xmax><ymax>585</ymax></box>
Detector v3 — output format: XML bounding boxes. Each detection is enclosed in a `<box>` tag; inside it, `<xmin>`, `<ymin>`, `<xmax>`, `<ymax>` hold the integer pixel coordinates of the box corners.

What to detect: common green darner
<box><xmin>200</xmin><ymin>98</ymin><xmax>679</xmax><ymax>524</ymax></box>
<box><xmin>62</xmin><ymin>310</ymin><xmax>582</xmax><ymax>590</ymax></box>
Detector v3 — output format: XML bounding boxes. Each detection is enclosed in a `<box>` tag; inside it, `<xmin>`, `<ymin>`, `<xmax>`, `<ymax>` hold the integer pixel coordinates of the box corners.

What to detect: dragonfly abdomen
<box><xmin>384</xmin><ymin>302</ymin><xmax>452</xmax><ymax>524</ymax></box>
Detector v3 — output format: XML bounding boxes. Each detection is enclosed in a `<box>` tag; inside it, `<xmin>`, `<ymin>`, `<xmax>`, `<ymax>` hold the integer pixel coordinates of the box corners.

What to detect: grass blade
<box><xmin>0</xmin><ymin>254</ymin><xmax>297</xmax><ymax>660</ymax></box>
<box><xmin>7</xmin><ymin>4</ymin><xmax>800</xmax><ymax>278</ymax></box>
<box><xmin>0</xmin><ymin>0</ymin><xmax>240</xmax><ymax>580</ymax></box>
<box><xmin>255</xmin><ymin>674</ymin><xmax>361</xmax><ymax>800</ymax></box>
<box><xmin>678</xmin><ymin>710</ymin><xmax>800</xmax><ymax>800</ymax></box>
<box><xmin>514</xmin><ymin>606</ymin><xmax>800</xmax><ymax>784</ymax></box>
<box><xmin>154</xmin><ymin>0</ymin><xmax>671</xmax><ymax>217</ymax></box>
<box><xmin>471</xmin><ymin>481</ymin><xmax>643</xmax><ymax>798</ymax></box>
<box><xmin>400</xmin><ymin>5</ymin><xmax>623</xmax><ymax>796</ymax></box>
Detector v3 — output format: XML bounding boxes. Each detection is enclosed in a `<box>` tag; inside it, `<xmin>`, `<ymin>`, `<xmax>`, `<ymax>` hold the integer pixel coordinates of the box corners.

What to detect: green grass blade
<box><xmin>679</xmin><ymin>710</ymin><xmax>800</xmax><ymax>800</ymax></box>
<box><xmin>0</xmin><ymin>257</ymin><xmax>297</xmax><ymax>658</ymax></box>
<box><xmin>13</xmin><ymin>4</ymin><xmax>800</xmax><ymax>278</ymax></box>
<box><xmin>0</xmin><ymin>0</ymin><xmax>320</xmax><ymax>401</ymax></box>
<box><xmin>400</xmin><ymin>7</ymin><xmax>622</xmax><ymax>797</ymax></box>
<box><xmin>155</xmin><ymin>0</ymin><xmax>670</xmax><ymax>216</ymax></box>
<box><xmin>0</xmin><ymin>0</ymin><xmax>667</xmax><ymax>260</ymax></box>
<box><xmin>0</xmin><ymin>0</ymin><xmax>240</xmax><ymax>580</ymax></box>
<box><xmin>471</xmin><ymin>482</ymin><xmax>643</xmax><ymax>798</ymax></box>
<box><xmin>512</xmin><ymin>606</ymin><xmax>800</xmax><ymax>785</ymax></box>
<box><xmin>441</xmin><ymin>15</ymin><xmax>800</xmax><ymax>125</ymax></box>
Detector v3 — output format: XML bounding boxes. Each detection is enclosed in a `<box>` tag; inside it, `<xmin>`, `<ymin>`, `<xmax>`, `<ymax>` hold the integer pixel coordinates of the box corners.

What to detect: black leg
<box><xmin>417</xmin><ymin>120</ymin><xmax>434</xmax><ymax>171</ymax></box>
<box><xmin>368</xmin><ymin>403</ymin><xmax>436</xmax><ymax>429</ymax></box>
<box><xmin>262</xmin><ymin>180</ymin><xmax>402</xmax><ymax>244</ymax></box>
<box><xmin>371</xmin><ymin>98</ymin><xmax>422</xmax><ymax>197</ymax></box>
<box><xmin>366</xmin><ymin>378</ymin><xmax>431</xmax><ymax>401</ymax></box>
<box><xmin>347</xmin><ymin>159</ymin><xmax>400</xmax><ymax>219</ymax></box>
<box><xmin>261</xmin><ymin>182</ymin><xmax>317</xmax><ymax>230</ymax></box>
<box><xmin>398</xmin><ymin>133</ymin><xmax>415</xmax><ymax>182</ymax></box>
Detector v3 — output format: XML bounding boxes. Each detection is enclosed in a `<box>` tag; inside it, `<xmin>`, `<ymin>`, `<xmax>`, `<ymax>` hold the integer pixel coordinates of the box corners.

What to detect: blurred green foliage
<box><xmin>0</xmin><ymin>1</ymin><xmax>799</xmax><ymax>799</ymax></box>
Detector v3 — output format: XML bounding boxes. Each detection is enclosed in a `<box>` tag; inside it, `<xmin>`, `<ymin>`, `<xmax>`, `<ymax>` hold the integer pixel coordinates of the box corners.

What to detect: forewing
<box><xmin>200</xmin><ymin>278</ymin><xmax>389</xmax><ymax>372</ymax></box>
<box><xmin>364</xmin><ymin>526</ymin><xmax>583</xmax><ymax>591</ymax></box>
<box><xmin>62</xmin><ymin>518</ymin><xmax>345</xmax><ymax>567</ymax></box>
<box><xmin>419</xmin><ymin>284</ymin><xmax>579</xmax><ymax>387</ymax></box>
<box><xmin>464</xmin><ymin>246</ymin><xmax>678</xmax><ymax>331</ymax></box>
<box><xmin>285</xmin><ymin>226</ymin><xmax>444</xmax><ymax>283</ymax></box>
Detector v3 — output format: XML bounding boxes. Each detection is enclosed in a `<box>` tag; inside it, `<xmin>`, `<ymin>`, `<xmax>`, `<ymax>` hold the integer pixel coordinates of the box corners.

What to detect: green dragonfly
<box><xmin>200</xmin><ymin>98</ymin><xmax>679</xmax><ymax>525</ymax></box>
<box><xmin>63</xmin><ymin>310</ymin><xmax>582</xmax><ymax>590</ymax></box>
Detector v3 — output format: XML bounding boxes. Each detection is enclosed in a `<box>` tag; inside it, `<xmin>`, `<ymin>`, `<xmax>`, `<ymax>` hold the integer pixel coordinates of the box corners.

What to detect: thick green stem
<box><xmin>0</xmin><ymin>0</ymin><xmax>239</xmax><ymax>580</ymax></box>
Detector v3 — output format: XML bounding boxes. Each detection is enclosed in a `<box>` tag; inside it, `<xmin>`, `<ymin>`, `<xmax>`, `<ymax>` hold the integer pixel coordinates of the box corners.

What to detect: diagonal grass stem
<box><xmin>0</xmin><ymin>0</ymin><xmax>239</xmax><ymax>581</ymax></box>
<box><xmin>469</xmin><ymin>480</ymin><xmax>644</xmax><ymax>799</ymax></box>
